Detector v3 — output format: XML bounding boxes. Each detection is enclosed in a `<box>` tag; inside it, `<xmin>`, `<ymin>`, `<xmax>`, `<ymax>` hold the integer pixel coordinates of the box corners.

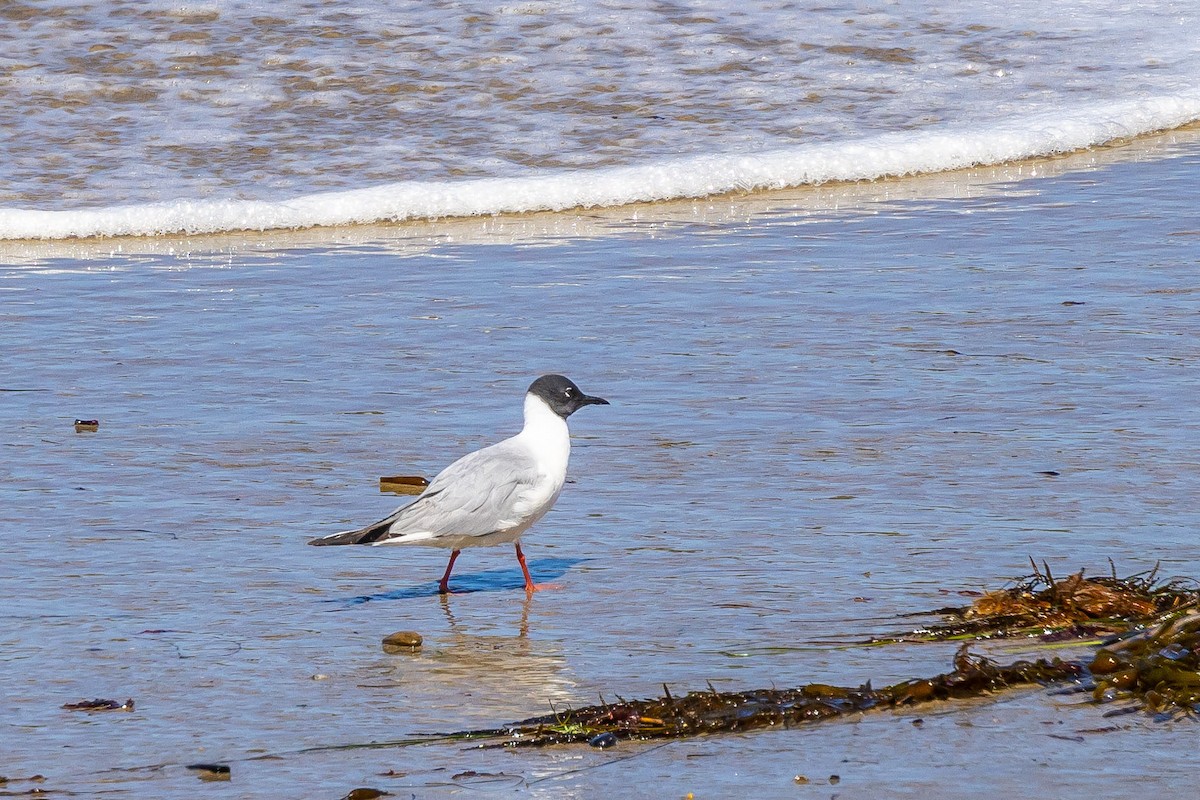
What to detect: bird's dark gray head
<box><xmin>527</xmin><ymin>374</ymin><xmax>609</xmax><ymax>419</ymax></box>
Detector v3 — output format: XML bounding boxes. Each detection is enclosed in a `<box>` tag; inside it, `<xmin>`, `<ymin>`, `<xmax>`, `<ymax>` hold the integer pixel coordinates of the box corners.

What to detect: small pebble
<box><xmin>312</xmin><ymin>673</ymin><xmax>329</xmax><ymax>681</ymax></box>
<box><xmin>343</xmin><ymin>789</ymin><xmax>390</xmax><ymax>800</ymax></box>
<box><xmin>588</xmin><ymin>732</ymin><xmax>618</xmax><ymax>749</ymax></box>
<box><xmin>829</xmin><ymin>774</ymin><xmax>840</xmax><ymax>785</ymax></box>
<box><xmin>793</xmin><ymin>775</ymin><xmax>809</xmax><ymax>784</ymax></box>
<box><xmin>74</xmin><ymin>419</ymin><xmax>99</xmax><ymax>432</ymax></box>
<box><xmin>381</xmin><ymin>631</ymin><xmax>423</xmax><ymax>653</ymax></box>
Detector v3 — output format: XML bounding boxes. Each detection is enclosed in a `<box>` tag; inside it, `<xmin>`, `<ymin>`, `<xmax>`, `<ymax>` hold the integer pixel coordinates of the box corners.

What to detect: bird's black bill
<box><xmin>529</xmin><ymin>375</ymin><xmax>610</xmax><ymax>418</ymax></box>
<box><xmin>560</xmin><ymin>390</ymin><xmax>609</xmax><ymax>418</ymax></box>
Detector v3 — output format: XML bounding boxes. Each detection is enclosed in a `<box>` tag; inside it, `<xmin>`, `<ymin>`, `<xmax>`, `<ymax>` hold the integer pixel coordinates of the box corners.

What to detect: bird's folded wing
<box><xmin>381</xmin><ymin>441</ymin><xmax>541</xmax><ymax>540</ymax></box>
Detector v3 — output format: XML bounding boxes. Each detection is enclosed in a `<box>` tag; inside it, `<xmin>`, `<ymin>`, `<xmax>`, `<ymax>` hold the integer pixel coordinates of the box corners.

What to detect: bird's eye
<box><xmin>564</xmin><ymin>388</ymin><xmax>575</xmax><ymax>397</ymax></box>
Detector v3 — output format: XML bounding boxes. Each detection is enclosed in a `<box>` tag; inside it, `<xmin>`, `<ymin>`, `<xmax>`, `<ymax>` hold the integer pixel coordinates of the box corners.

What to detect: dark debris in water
<box><xmin>379</xmin><ymin>475</ymin><xmax>429</xmax><ymax>495</ymax></box>
<box><xmin>444</xmin><ymin>562</ymin><xmax>1200</xmax><ymax>748</ymax></box>
<box><xmin>62</xmin><ymin>697</ymin><xmax>134</xmax><ymax>712</ymax></box>
<box><xmin>186</xmin><ymin>763</ymin><xmax>231</xmax><ymax>782</ymax></box>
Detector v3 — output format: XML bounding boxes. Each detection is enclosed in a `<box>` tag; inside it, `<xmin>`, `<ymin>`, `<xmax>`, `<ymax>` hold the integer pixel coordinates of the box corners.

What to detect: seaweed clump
<box><xmin>905</xmin><ymin>561</ymin><xmax>1199</xmax><ymax>641</ymax></box>
<box><xmin>1089</xmin><ymin>612</ymin><xmax>1200</xmax><ymax>718</ymax></box>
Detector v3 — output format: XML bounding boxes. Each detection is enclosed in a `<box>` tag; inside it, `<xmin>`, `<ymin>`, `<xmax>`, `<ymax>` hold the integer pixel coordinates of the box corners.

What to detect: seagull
<box><xmin>309</xmin><ymin>374</ymin><xmax>609</xmax><ymax>594</ymax></box>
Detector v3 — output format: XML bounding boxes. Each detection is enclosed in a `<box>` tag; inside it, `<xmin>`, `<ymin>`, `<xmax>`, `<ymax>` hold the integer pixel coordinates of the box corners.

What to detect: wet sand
<box><xmin>3</xmin><ymin>129</ymin><xmax>1200</xmax><ymax>797</ymax></box>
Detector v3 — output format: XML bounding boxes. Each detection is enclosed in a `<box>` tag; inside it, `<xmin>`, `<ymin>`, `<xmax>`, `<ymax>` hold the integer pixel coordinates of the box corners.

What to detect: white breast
<box><xmin>509</xmin><ymin>392</ymin><xmax>571</xmax><ymax>522</ymax></box>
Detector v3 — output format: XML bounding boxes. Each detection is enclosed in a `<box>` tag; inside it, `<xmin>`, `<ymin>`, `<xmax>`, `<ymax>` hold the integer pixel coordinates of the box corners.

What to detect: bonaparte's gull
<box><xmin>309</xmin><ymin>375</ymin><xmax>608</xmax><ymax>593</ymax></box>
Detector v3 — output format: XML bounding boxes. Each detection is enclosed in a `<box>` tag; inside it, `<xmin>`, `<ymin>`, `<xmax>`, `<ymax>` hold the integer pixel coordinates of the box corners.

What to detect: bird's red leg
<box><xmin>514</xmin><ymin>542</ymin><xmax>564</xmax><ymax>593</ymax></box>
<box><xmin>438</xmin><ymin>549</ymin><xmax>461</xmax><ymax>594</ymax></box>
<box><xmin>514</xmin><ymin>542</ymin><xmax>537</xmax><ymax>593</ymax></box>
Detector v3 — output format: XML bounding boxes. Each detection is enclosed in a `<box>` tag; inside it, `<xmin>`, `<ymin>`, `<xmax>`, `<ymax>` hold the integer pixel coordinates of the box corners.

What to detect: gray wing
<box><xmin>375</xmin><ymin>439</ymin><xmax>540</xmax><ymax>541</ymax></box>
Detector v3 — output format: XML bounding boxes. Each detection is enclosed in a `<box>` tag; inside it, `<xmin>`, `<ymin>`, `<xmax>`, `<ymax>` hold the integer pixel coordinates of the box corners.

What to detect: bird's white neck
<box><xmin>518</xmin><ymin>393</ymin><xmax>571</xmax><ymax>476</ymax></box>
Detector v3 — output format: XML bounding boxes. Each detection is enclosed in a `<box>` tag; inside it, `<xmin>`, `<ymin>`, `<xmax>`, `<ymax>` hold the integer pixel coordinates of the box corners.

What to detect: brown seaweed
<box><xmin>1089</xmin><ymin>611</ymin><xmax>1200</xmax><ymax>717</ymax></box>
<box><xmin>444</xmin><ymin>563</ymin><xmax>1200</xmax><ymax>748</ymax></box>
<box><xmin>456</xmin><ymin>646</ymin><xmax>1085</xmax><ymax>748</ymax></box>
<box><xmin>894</xmin><ymin>560</ymin><xmax>1200</xmax><ymax>642</ymax></box>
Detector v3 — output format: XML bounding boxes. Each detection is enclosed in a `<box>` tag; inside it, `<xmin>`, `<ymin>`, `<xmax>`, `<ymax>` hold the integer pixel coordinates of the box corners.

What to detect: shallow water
<box><xmin>3</xmin><ymin>131</ymin><xmax>1200</xmax><ymax>797</ymax></box>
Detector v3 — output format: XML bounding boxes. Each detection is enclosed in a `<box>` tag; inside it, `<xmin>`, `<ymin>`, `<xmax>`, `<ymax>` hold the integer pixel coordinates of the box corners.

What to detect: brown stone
<box><xmin>381</xmin><ymin>631</ymin><xmax>422</xmax><ymax>653</ymax></box>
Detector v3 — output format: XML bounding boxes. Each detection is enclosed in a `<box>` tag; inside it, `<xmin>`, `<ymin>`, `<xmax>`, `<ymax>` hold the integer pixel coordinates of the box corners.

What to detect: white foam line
<box><xmin>3</xmin><ymin>93</ymin><xmax>1199</xmax><ymax>240</ymax></box>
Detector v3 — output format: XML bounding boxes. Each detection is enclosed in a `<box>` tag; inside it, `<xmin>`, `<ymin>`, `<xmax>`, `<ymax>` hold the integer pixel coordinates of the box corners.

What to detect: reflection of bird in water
<box><xmin>310</xmin><ymin>375</ymin><xmax>608</xmax><ymax>593</ymax></box>
<box><xmin>372</xmin><ymin>594</ymin><xmax>577</xmax><ymax>724</ymax></box>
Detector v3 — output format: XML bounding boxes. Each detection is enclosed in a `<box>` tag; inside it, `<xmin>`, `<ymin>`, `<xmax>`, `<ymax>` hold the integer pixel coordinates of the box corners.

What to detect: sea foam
<box><xmin>2</xmin><ymin>93</ymin><xmax>1198</xmax><ymax>241</ymax></box>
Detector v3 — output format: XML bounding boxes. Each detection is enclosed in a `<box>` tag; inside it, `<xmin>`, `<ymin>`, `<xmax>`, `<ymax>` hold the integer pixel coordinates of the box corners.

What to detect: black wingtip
<box><xmin>309</xmin><ymin>518</ymin><xmax>395</xmax><ymax>546</ymax></box>
<box><xmin>308</xmin><ymin>529</ymin><xmax>368</xmax><ymax>546</ymax></box>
